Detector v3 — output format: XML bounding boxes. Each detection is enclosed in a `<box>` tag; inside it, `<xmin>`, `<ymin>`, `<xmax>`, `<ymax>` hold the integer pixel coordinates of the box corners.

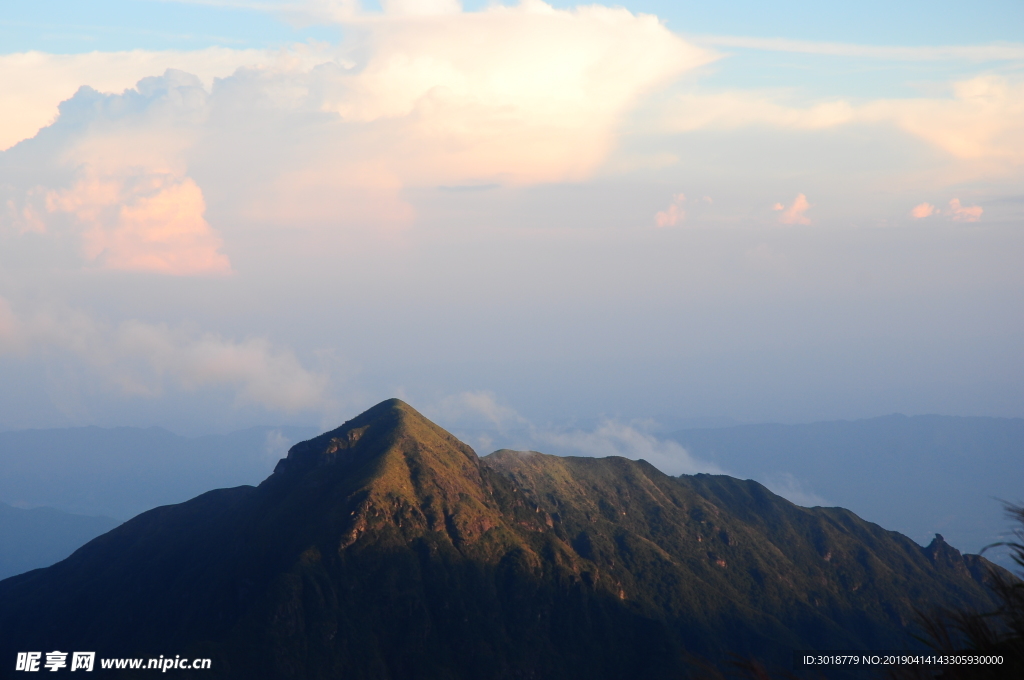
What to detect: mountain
<box><xmin>0</xmin><ymin>400</ymin><xmax>1008</xmax><ymax>679</ymax></box>
<box><xmin>0</xmin><ymin>502</ymin><xmax>119</xmax><ymax>580</ymax></box>
<box><xmin>665</xmin><ymin>415</ymin><xmax>1024</xmax><ymax>563</ymax></box>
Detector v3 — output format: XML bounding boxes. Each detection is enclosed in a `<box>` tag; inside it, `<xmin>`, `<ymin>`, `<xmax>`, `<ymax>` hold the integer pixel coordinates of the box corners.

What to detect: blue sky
<box><xmin>0</xmin><ymin>0</ymin><xmax>1021</xmax><ymax>448</ymax></box>
<box><xmin>6</xmin><ymin>0</ymin><xmax>1024</xmax><ymax>51</ymax></box>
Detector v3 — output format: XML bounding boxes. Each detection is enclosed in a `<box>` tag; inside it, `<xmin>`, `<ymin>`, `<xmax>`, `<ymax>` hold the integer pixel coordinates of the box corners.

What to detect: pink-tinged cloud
<box><xmin>1</xmin><ymin>6</ymin><xmax>716</xmax><ymax>243</ymax></box>
<box><xmin>47</xmin><ymin>173</ymin><xmax>231</xmax><ymax>275</ymax></box>
<box><xmin>655</xmin><ymin>193</ymin><xmax>686</xmax><ymax>227</ymax></box>
<box><xmin>911</xmin><ymin>202</ymin><xmax>937</xmax><ymax>218</ymax></box>
<box><xmin>949</xmin><ymin>198</ymin><xmax>983</xmax><ymax>222</ymax></box>
<box><xmin>777</xmin><ymin>194</ymin><xmax>811</xmax><ymax>225</ymax></box>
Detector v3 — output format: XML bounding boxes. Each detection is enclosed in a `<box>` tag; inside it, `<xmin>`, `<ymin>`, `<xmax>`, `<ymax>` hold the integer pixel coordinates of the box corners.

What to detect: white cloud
<box><xmin>660</xmin><ymin>75</ymin><xmax>1024</xmax><ymax>170</ymax></box>
<box><xmin>863</xmin><ymin>76</ymin><xmax>1024</xmax><ymax>165</ymax></box>
<box><xmin>312</xmin><ymin>1</ymin><xmax>713</xmax><ymax>186</ymax></box>
<box><xmin>533</xmin><ymin>420</ymin><xmax>724</xmax><ymax>476</ymax></box>
<box><xmin>380</xmin><ymin>0</ymin><xmax>462</xmax><ymax>16</ymax></box>
<box><xmin>0</xmin><ymin>298</ymin><xmax>329</xmax><ymax>412</ymax></box>
<box><xmin>426</xmin><ymin>391</ymin><xmax>721</xmax><ymax>476</ymax></box>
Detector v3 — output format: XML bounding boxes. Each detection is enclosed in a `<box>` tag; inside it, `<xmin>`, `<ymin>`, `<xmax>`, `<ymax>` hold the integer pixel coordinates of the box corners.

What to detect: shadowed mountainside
<box><xmin>0</xmin><ymin>400</ymin><xmax>1007</xmax><ymax>679</ymax></box>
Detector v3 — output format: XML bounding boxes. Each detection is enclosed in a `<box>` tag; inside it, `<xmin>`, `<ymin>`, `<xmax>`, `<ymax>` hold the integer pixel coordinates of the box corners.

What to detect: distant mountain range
<box><xmin>0</xmin><ymin>424</ymin><xmax>318</xmax><ymax>520</ymax></box>
<box><xmin>666</xmin><ymin>414</ymin><xmax>1024</xmax><ymax>563</ymax></box>
<box><xmin>0</xmin><ymin>503</ymin><xmax>119</xmax><ymax>580</ymax></box>
<box><xmin>0</xmin><ymin>400</ymin><xmax>1008</xmax><ymax>679</ymax></box>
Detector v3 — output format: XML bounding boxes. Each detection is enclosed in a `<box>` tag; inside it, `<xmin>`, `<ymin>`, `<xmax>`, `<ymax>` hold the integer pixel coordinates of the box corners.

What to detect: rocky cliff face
<box><xmin>0</xmin><ymin>400</ymin><xmax>1008</xmax><ymax>679</ymax></box>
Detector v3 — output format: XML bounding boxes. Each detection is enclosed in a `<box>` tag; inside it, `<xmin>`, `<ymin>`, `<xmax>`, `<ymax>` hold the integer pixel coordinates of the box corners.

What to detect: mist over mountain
<box><xmin>0</xmin><ymin>400</ymin><xmax>1008</xmax><ymax>679</ymax></box>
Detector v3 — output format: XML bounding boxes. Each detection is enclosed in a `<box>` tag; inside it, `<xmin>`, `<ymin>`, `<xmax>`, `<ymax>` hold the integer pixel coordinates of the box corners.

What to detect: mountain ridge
<box><xmin>665</xmin><ymin>413</ymin><xmax>1024</xmax><ymax>563</ymax></box>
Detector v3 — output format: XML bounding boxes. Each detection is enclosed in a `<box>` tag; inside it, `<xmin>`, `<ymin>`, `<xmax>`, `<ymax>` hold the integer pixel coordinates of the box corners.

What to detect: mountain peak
<box><xmin>267</xmin><ymin>398</ymin><xmax>513</xmax><ymax>549</ymax></box>
<box><xmin>273</xmin><ymin>398</ymin><xmax>476</xmax><ymax>476</ymax></box>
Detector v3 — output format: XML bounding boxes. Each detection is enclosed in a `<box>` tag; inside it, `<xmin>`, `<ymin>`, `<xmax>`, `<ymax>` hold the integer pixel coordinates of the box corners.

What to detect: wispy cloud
<box><xmin>532</xmin><ymin>420</ymin><xmax>725</xmax><ymax>476</ymax></box>
<box><xmin>427</xmin><ymin>389</ymin><xmax>722</xmax><ymax>476</ymax></box>
<box><xmin>0</xmin><ymin>298</ymin><xmax>330</xmax><ymax>412</ymax></box>
<box><xmin>660</xmin><ymin>75</ymin><xmax>1024</xmax><ymax>173</ymax></box>
<box><xmin>695</xmin><ymin>35</ymin><xmax>1024</xmax><ymax>62</ymax></box>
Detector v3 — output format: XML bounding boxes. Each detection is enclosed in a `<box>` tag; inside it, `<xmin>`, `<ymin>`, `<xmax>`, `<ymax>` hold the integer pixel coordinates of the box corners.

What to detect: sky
<box><xmin>1</xmin><ymin>0</ymin><xmax>1022</xmax><ymax>452</ymax></box>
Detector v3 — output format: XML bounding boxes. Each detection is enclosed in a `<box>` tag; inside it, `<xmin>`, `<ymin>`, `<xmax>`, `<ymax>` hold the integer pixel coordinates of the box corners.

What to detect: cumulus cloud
<box><xmin>533</xmin><ymin>421</ymin><xmax>724</xmax><ymax>476</ymax></box>
<box><xmin>0</xmin><ymin>71</ymin><xmax>232</xmax><ymax>274</ymax></box>
<box><xmin>654</xmin><ymin>193</ymin><xmax>686</xmax><ymax>227</ymax></box>
<box><xmin>948</xmin><ymin>198</ymin><xmax>983</xmax><ymax>222</ymax></box>
<box><xmin>0</xmin><ymin>46</ymin><xmax>325</xmax><ymax>151</ymax></box>
<box><xmin>774</xmin><ymin>194</ymin><xmax>811</xmax><ymax>225</ymax></box>
<box><xmin>313</xmin><ymin>1</ymin><xmax>712</xmax><ymax>186</ymax></box>
<box><xmin>911</xmin><ymin>202</ymin><xmax>937</xmax><ymax>218</ymax></box>
<box><xmin>0</xmin><ymin>298</ymin><xmax>329</xmax><ymax>412</ymax></box>
<box><xmin>45</xmin><ymin>171</ymin><xmax>230</xmax><ymax>275</ymax></box>
<box><xmin>0</xmin><ymin>2</ymin><xmax>713</xmax><ymax>254</ymax></box>
<box><xmin>380</xmin><ymin>0</ymin><xmax>462</xmax><ymax>16</ymax></box>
